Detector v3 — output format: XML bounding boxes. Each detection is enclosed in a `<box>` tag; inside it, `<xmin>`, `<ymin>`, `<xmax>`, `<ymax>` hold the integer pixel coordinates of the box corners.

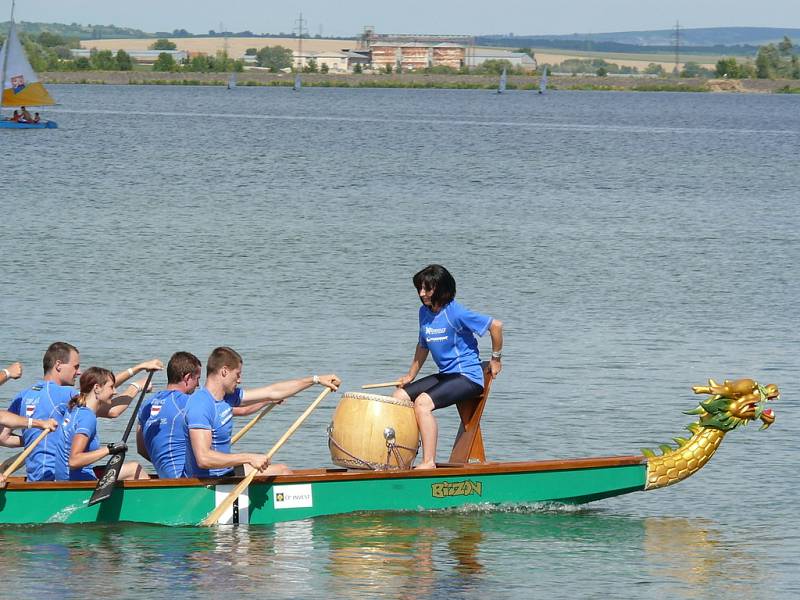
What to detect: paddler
<box><xmin>1</xmin><ymin>342</ymin><xmax>163</xmax><ymax>481</ymax></box>
<box><xmin>392</xmin><ymin>264</ymin><xmax>503</xmax><ymax>469</ymax></box>
<box><xmin>182</xmin><ymin>346</ymin><xmax>341</xmax><ymax>478</ymax></box>
<box><xmin>54</xmin><ymin>367</ymin><xmax>151</xmax><ymax>481</ymax></box>
<box><xmin>0</xmin><ymin>411</ymin><xmax>58</xmax><ymax>487</ymax></box>
<box><xmin>136</xmin><ymin>351</ymin><xmax>203</xmax><ymax>479</ymax></box>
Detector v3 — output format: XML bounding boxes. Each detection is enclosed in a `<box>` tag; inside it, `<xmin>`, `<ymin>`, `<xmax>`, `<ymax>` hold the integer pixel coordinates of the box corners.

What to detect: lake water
<box><xmin>1</xmin><ymin>85</ymin><xmax>799</xmax><ymax>598</ymax></box>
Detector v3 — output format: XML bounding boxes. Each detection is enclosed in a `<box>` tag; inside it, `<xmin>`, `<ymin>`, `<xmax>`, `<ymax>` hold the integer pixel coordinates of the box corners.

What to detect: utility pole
<box><xmin>221</xmin><ymin>22</ymin><xmax>229</xmax><ymax>56</ymax></box>
<box><xmin>672</xmin><ymin>20</ymin><xmax>681</xmax><ymax>76</ymax></box>
<box><xmin>294</xmin><ymin>12</ymin><xmax>306</xmax><ymax>71</ymax></box>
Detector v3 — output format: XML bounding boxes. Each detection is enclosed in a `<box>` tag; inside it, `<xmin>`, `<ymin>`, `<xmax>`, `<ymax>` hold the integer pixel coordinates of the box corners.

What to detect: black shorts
<box><xmin>403</xmin><ymin>373</ymin><xmax>483</xmax><ymax>410</ymax></box>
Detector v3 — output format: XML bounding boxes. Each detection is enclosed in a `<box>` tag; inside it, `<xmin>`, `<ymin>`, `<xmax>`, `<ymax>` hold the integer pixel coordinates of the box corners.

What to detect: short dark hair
<box><xmin>413</xmin><ymin>264</ymin><xmax>456</xmax><ymax>308</ymax></box>
<box><xmin>166</xmin><ymin>351</ymin><xmax>201</xmax><ymax>384</ymax></box>
<box><xmin>43</xmin><ymin>342</ymin><xmax>79</xmax><ymax>374</ymax></box>
<box><xmin>207</xmin><ymin>346</ymin><xmax>242</xmax><ymax>376</ymax></box>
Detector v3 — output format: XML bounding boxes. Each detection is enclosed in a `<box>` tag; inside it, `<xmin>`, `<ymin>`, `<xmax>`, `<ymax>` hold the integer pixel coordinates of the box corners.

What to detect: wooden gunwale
<box><xmin>3</xmin><ymin>455</ymin><xmax>645</xmax><ymax>491</ymax></box>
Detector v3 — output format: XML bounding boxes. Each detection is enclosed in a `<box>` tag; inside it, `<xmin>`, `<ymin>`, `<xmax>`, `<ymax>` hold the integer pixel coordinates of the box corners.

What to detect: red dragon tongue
<box><xmin>763</xmin><ymin>408</ymin><xmax>774</xmax><ymax>417</ymax></box>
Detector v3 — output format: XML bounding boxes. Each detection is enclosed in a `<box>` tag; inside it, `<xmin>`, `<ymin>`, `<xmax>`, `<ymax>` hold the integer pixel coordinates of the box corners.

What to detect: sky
<box><xmin>8</xmin><ymin>1</ymin><xmax>800</xmax><ymax>37</ymax></box>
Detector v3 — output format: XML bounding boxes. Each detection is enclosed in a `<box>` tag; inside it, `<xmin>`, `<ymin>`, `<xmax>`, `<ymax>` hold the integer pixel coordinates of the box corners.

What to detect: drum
<box><xmin>328</xmin><ymin>392</ymin><xmax>420</xmax><ymax>470</ymax></box>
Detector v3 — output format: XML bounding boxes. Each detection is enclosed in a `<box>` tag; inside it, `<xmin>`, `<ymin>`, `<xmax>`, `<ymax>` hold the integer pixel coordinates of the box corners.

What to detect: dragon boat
<box><xmin>0</xmin><ymin>377</ymin><xmax>778</xmax><ymax>526</ymax></box>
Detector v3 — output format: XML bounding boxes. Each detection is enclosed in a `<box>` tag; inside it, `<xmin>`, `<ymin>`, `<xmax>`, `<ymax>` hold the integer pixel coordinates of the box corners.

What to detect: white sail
<box><xmin>227</xmin><ymin>72</ymin><xmax>236</xmax><ymax>89</ymax></box>
<box><xmin>0</xmin><ymin>10</ymin><xmax>55</xmax><ymax>106</ymax></box>
<box><xmin>293</xmin><ymin>73</ymin><xmax>302</xmax><ymax>91</ymax></box>
<box><xmin>498</xmin><ymin>67</ymin><xmax>507</xmax><ymax>94</ymax></box>
<box><xmin>539</xmin><ymin>68</ymin><xmax>548</xmax><ymax>94</ymax></box>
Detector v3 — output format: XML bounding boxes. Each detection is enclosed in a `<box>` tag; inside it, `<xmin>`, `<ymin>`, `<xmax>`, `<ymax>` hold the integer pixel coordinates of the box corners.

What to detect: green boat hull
<box><xmin>0</xmin><ymin>456</ymin><xmax>646</xmax><ymax>526</ymax></box>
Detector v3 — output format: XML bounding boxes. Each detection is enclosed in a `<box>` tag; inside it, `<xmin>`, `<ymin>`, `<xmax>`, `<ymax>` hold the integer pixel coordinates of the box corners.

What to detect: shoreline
<box><xmin>42</xmin><ymin>71</ymin><xmax>800</xmax><ymax>93</ymax></box>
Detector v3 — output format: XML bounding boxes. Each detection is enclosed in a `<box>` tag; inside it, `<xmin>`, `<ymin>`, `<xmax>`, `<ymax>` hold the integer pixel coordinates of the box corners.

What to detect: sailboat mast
<box><xmin>0</xmin><ymin>0</ymin><xmax>16</xmax><ymax>111</ymax></box>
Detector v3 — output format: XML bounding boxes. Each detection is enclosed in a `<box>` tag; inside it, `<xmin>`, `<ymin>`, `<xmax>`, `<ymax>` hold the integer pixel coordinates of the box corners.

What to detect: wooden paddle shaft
<box><xmin>361</xmin><ymin>381</ymin><xmax>402</xmax><ymax>389</ymax></box>
<box><xmin>231</xmin><ymin>403</ymin><xmax>276</xmax><ymax>445</ymax></box>
<box><xmin>200</xmin><ymin>387</ymin><xmax>332</xmax><ymax>526</ymax></box>
<box><xmin>2</xmin><ymin>428</ymin><xmax>49</xmax><ymax>480</ymax></box>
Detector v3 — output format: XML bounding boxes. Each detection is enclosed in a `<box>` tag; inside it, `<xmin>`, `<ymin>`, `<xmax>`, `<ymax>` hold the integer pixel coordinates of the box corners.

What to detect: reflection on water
<box><xmin>0</xmin><ymin>507</ymin><xmax>785</xmax><ymax>598</ymax></box>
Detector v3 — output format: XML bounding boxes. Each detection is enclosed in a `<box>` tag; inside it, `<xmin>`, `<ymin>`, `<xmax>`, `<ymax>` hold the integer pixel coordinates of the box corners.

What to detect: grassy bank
<box><xmin>41</xmin><ymin>71</ymin><xmax>799</xmax><ymax>93</ymax></box>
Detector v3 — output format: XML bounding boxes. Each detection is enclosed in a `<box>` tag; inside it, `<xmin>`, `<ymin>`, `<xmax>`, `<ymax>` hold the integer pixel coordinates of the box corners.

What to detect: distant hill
<box><xmin>479</xmin><ymin>27</ymin><xmax>800</xmax><ymax>53</ymax></box>
<box><xmin>2</xmin><ymin>20</ymin><xmax>150</xmax><ymax>39</ymax></box>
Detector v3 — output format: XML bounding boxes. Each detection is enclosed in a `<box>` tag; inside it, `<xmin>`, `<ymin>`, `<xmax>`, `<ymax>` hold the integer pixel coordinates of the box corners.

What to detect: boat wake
<box><xmin>430</xmin><ymin>502</ymin><xmax>593</xmax><ymax>515</ymax></box>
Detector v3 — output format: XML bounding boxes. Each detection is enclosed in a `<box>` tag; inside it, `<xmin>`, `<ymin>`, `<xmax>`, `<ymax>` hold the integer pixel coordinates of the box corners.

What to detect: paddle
<box><xmin>200</xmin><ymin>387</ymin><xmax>332</xmax><ymax>526</ymax></box>
<box><xmin>361</xmin><ymin>380</ymin><xmax>402</xmax><ymax>390</ymax></box>
<box><xmin>231</xmin><ymin>403</ymin><xmax>277</xmax><ymax>445</ymax></box>
<box><xmin>0</xmin><ymin>428</ymin><xmax>49</xmax><ymax>488</ymax></box>
<box><xmin>87</xmin><ymin>369</ymin><xmax>155</xmax><ymax>507</ymax></box>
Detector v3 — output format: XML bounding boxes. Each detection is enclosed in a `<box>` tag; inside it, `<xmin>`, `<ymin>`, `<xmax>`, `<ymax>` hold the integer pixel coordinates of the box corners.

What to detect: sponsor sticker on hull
<box><xmin>273</xmin><ymin>484</ymin><xmax>313</xmax><ymax>509</ymax></box>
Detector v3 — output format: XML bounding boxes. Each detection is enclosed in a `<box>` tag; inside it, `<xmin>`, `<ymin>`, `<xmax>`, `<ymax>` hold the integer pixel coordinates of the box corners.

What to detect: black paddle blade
<box><xmin>87</xmin><ymin>450</ymin><xmax>126</xmax><ymax>507</ymax></box>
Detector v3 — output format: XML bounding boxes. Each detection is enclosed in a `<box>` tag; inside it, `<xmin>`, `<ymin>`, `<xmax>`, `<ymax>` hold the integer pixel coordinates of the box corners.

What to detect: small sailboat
<box><xmin>539</xmin><ymin>66</ymin><xmax>548</xmax><ymax>94</ymax></box>
<box><xmin>497</xmin><ymin>67</ymin><xmax>507</xmax><ymax>94</ymax></box>
<box><xmin>293</xmin><ymin>72</ymin><xmax>302</xmax><ymax>91</ymax></box>
<box><xmin>0</xmin><ymin>0</ymin><xmax>57</xmax><ymax>129</ymax></box>
<box><xmin>227</xmin><ymin>72</ymin><xmax>237</xmax><ymax>90</ymax></box>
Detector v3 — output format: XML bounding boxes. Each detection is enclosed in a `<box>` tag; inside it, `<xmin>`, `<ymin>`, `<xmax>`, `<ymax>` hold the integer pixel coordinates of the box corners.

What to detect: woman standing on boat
<box><xmin>393</xmin><ymin>264</ymin><xmax>503</xmax><ymax>469</ymax></box>
<box><xmin>54</xmin><ymin>367</ymin><xmax>150</xmax><ymax>481</ymax></box>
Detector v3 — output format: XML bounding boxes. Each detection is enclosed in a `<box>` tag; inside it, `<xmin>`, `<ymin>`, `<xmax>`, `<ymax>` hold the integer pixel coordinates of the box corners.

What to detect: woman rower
<box><xmin>392</xmin><ymin>264</ymin><xmax>503</xmax><ymax>469</ymax></box>
<box><xmin>54</xmin><ymin>367</ymin><xmax>150</xmax><ymax>481</ymax></box>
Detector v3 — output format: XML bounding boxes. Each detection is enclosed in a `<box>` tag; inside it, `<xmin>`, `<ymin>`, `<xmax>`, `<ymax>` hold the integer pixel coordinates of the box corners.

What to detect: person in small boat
<box><xmin>137</xmin><ymin>351</ymin><xmax>202</xmax><ymax>479</ymax></box>
<box><xmin>0</xmin><ymin>361</ymin><xmax>23</xmax><ymax>386</ymax></box>
<box><xmin>183</xmin><ymin>346</ymin><xmax>341</xmax><ymax>478</ymax></box>
<box><xmin>0</xmin><ymin>412</ymin><xmax>58</xmax><ymax>487</ymax></box>
<box><xmin>32</xmin><ymin>112</ymin><xmax>40</xmax><ymax>123</ymax></box>
<box><xmin>19</xmin><ymin>106</ymin><xmax>32</xmax><ymax>122</ymax></box>
<box><xmin>54</xmin><ymin>367</ymin><xmax>151</xmax><ymax>482</ymax></box>
<box><xmin>8</xmin><ymin>110</ymin><xmax>20</xmax><ymax>122</ymax></box>
<box><xmin>1</xmin><ymin>341</ymin><xmax>164</xmax><ymax>481</ymax></box>
<box><xmin>392</xmin><ymin>264</ymin><xmax>503</xmax><ymax>469</ymax></box>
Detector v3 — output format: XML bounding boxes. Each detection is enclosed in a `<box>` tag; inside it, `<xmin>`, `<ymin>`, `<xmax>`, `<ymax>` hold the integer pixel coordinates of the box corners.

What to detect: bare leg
<box><xmin>119</xmin><ymin>461</ymin><xmax>151</xmax><ymax>480</ymax></box>
<box><xmin>244</xmin><ymin>463</ymin><xmax>293</xmax><ymax>476</ymax></box>
<box><xmin>414</xmin><ymin>393</ymin><xmax>437</xmax><ymax>469</ymax></box>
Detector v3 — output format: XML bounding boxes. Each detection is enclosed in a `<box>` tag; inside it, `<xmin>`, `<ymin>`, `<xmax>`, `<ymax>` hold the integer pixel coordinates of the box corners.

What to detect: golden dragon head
<box><xmin>688</xmin><ymin>378</ymin><xmax>778</xmax><ymax>431</ymax></box>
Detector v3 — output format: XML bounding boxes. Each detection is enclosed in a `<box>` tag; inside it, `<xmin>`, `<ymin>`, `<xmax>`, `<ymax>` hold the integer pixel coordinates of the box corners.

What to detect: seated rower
<box><xmin>0</xmin><ymin>412</ymin><xmax>58</xmax><ymax>486</ymax></box>
<box><xmin>32</xmin><ymin>112</ymin><xmax>40</xmax><ymax>123</ymax></box>
<box><xmin>19</xmin><ymin>106</ymin><xmax>32</xmax><ymax>122</ymax></box>
<box><xmin>137</xmin><ymin>351</ymin><xmax>202</xmax><ymax>479</ymax></box>
<box><xmin>9</xmin><ymin>110</ymin><xmax>20</xmax><ymax>122</ymax></box>
<box><xmin>2</xmin><ymin>341</ymin><xmax>163</xmax><ymax>481</ymax></box>
<box><xmin>183</xmin><ymin>346</ymin><xmax>340</xmax><ymax>478</ymax></box>
<box><xmin>55</xmin><ymin>367</ymin><xmax>151</xmax><ymax>482</ymax></box>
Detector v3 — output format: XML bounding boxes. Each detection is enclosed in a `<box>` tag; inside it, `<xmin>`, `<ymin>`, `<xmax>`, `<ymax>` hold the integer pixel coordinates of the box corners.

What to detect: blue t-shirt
<box><xmin>182</xmin><ymin>387</ymin><xmax>243</xmax><ymax>479</ymax></box>
<box><xmin>54</xmin><ymin>405</ymin><xmax>100</xmax><ymax>481</ymax></box>
<box><xmin>139</xmin><ymin>389</ymin><xmax>190</xmax><ymax>479</ymax></box>
<box><xmin>418</xmin><ymin>300</ymin><xmax>493</xmax><ymax>386</ymax></box>
<box><xmin>8</xmin><ymin>380</ymin><xmax>77</xmax><ymax>481</ymax></box>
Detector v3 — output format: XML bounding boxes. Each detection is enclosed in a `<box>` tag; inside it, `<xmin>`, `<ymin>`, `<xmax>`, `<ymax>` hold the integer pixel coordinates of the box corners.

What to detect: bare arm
<box><xmin>0</xmin><ymin>426</ymin><xmax>22</xmax><ymax>448</ymax></box>
<box><xmin>97</xmin><ymin>376</ymin><xmax>151</xmax><ymax>419</ymax></box>
<box><xmin>113</xmin><ymin>359</ymin><xmax>164</xmax><ymax>387</ymax></box>
<box><xmin>488</xmin><ymin>318</ymin><xmax>504</xmax><ymax>377</ymax></box>
<box><xmin>0</xmin><ymin>411</ymin><xmax>58</xmax><ymax>432</ymax></box>
<box><xmin>0</xmin><ymin>362</ymin><xmax>23</xmax><ymax>386</ymax></box>
<box><xmin>188</xmin><ymin>428</ymin><xmax>268</xmax><ymax>471</ymax></box>
<box><xmin>68</xmin><ymin>433</ymin><xmax>110</xmax><ymax>470</ymax></box>
<box><xmin>397</xmin><ymin>344</ymin><xmax>430</xmax><ymax>387</ymax></box>
<box><xmin>136</xmin><ymin>425</ymin><xmax>150</xmax><ymax>461</ymax></box>
<box><xmin>240</xmin><ymin>373</ymin><xmax>340</xmax><ymax>407</ymax></box>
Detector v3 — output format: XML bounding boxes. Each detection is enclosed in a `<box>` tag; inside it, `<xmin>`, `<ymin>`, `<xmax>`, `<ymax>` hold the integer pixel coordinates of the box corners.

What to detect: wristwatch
<box><xmin>491</xmin><ymin>351</ymin><xmax>502</xmax><ymax>360</ymax></box>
